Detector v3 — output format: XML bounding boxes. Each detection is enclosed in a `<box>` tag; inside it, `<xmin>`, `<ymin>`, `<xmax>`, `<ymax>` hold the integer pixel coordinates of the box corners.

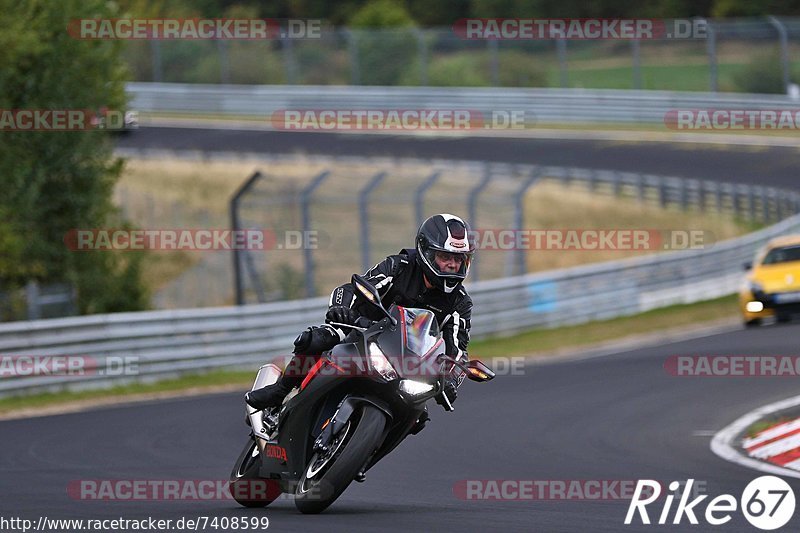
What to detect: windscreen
<box><xmin>402</xmin><ymin>307</ymin><xmax>440</xmax><ymax>356</ymax></box>
<box><xmin>762</xmin><ymin>245</ymin><xmax>800</xmax><ymax>265</ymax></box>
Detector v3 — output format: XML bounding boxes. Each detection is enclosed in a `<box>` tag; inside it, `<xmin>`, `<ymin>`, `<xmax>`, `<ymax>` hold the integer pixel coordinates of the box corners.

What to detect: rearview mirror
<box><xmin>352</xmin><ymin>274</ymin><xmax>396</xmax><ymax>325</ymax></box>
<box><xmin>465</xmin><ymin>359</ymin><xmax>496</xmax><ymax>382</ymax></box>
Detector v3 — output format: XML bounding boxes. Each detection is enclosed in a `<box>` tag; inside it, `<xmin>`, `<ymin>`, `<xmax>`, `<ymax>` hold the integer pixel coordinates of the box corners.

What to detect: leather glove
<box><xmin>435</xmin><ymin>377</ymin><xmax>458</xmax><ymax>408</ymax></box>
<box><xmin>326</xmin><ymin>305</ymin><xmax>359</xmax><ymax>326</ymax></box>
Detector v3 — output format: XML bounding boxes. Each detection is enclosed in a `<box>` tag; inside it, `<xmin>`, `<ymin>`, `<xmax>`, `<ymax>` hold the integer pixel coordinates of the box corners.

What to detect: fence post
<box><xmin>282</xmin><ymin>34</ymin><xmax>297</xmax><ymax>84</ymax></box>
<box><xmin>25</xmin><ymin>281</ymin><xmax>40</xmax><ymax>320</ymax></box>
<box><xmin>557</xmin><ymin>39</ymin><xmax>568</xmax><ymax>87</ymax></box>
<box><xmin>414</xmin><ymin>170</ymin><xmax>441</xmax><ymax>227</ymax></box>
<box><xmin>150</xmin><ymin>40</ymin><xmax>163</xmax><ymax>82</ymax></box>
<box><xmin>514</xmin><ymin>168</ymin><xmax>541</xmax><ymax>275</ymax></box>
<box><xmin>631</xmin><ymin>39</ymin><xmax>642</xmax><ymax>90</ymax></box>
<box><xmin>230</xmin><ymin>171</ymin><xmax>263</xmax><ymax>305</ymax></box>
<box><xmin>217</xmin><ymin>40</ymin><xmax>231</xmax><ymax>84</ymax></box>
<box><xmin>488</xmin><ymin>39</ymin><xmax>499</xmax><ymax>86</ymax></box>
<box><xmin>768</xmin><ymin>16</ymin><xmax>790</xmax><ymax>93</ymax></box>
<box><xmin>360</xmin><ymin>172</ymin><xmax>389</xmax><ymax>272</ymax></box>
<box><xmin>705</xmin><ymin>20</ymin><xmax>717</xmax><ymax>92</ymax></box>
<box><xmin>416</xmin><ymin>29</ymin><xmax>428</xmax><ymax>85</ymax></box>
<box><xmin>301</xmin><ymin>170</ymin><xmax>331</xmax><ymax>298</ymax></box>
<box><xmin>345</xmin><ymin>29</ymin><xmax>360</xmax><ymax>85</ymax></box>
<box><xmin>468</xmin><ymin>164</ymin><xmax>493</xmax><ymax>281</ymax></box>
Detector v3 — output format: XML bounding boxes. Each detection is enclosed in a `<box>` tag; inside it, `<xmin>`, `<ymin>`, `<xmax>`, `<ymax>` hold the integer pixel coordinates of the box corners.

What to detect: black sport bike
<box><xmin>229</xmin><ymin>274</ymin><xmax>495</xmax><ymax>514</ymax></box>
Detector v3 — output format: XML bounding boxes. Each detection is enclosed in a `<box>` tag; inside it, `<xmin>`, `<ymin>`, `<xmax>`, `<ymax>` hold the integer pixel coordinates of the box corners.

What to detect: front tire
<box><xmin>294</xmin><ymin>405</ymin><xmax>386</xmax><ymax>514</ymax></box>
<box><xmin>229</xmin><ymin>439</ymin><xmax>281</xmax><ymax>508</ymax></box>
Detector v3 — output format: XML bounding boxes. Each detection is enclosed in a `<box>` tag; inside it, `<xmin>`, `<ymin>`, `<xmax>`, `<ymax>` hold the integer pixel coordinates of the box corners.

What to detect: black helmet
<box><xmin>415</xmin><ymin>214</ymin><xmax>475</xmax><ymax>294</ymax></box>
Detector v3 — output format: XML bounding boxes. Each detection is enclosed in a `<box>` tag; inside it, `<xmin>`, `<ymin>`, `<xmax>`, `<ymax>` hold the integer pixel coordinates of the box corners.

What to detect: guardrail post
<box><xmin>612</xmin><ymin>171</ymin><xmax>622</xmax><ymax>197</ymax></box>
<box><xmin>230</xmin><ymin>171</ymin><xmax>263</xmax><ymax>305</ymax></box>
<box><xmin>514</xmin><ymin>168</ymin><xmax>541</xmax><ymax>275</ymax></box>
<box><xmin>777</xmin><ymin>188</ymin><xmax>786</xmax><ymax>220</ymax></box>
<box><xmin>658</xmin><ymin>176</ymin><xmax>667</xmax><ymax>208</ymax></box>
<box><xmin>637</xmin><ymin>173</ymin><xmax>645</xmax><ymax>204</ymax></box>
<box><xmin>589</xmin><ymin>169</ymin><xmax>599</xmax><ymax>193</ymax></box>
<box><xmin>715</xmin><ymin>182</ymin><xmax>723</xmax><ymax>214</ymax></box>
<box><xmin>468</xmin><ymin>164</ymin><xmax>493</xmax><ymax>281</ymax></box>
<box><xmin>301</xmin><ymin>170</ymin><xmax>331</xmax><ymax>298</ymax></box>
<box><xmin>631</xmin><ymin>39</ymin><xmax>642</xmax><ymax>90</ymax></box>
<box><xmin>414</xmin><ymin>170</ymin><xmax>441</xmax><ymax>226</ymax></box>
<box><xmin>679</xmin><ymin>178</ymin><xmax>688</xmax><ymax>210</ymax></box>
<box><xmin>768</xmin><ymin>16</ymin><xmax>791</xmax><ymax>93</ymax></box>
<box><xmin>748</xmin><ymin>186</ymin><xmax>756</xmax><ymax>221</ymax></box>
<box><xmin>360</xmin><ymin>171</ymin><xmax>389</xmax><ymax>272</ymax></box>
<box><xmin>698</xmin><ymin>181</ymin><xmax>707</xmax><ymax>212</ymax></box>
<box><xmin>706</xmin><ymin>20</ymin><xmax>717</xmax><ymax>92</ymax></box>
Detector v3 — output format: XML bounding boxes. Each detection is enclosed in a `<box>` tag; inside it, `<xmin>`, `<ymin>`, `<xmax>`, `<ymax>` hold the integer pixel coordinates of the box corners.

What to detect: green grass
<box><xmin>468</xmin><ymin>293</ymin><xmax>738</xmax><ymax>357</ymax></box>
<box><xmin>0</xmin><ymin>294</ymin><xmax>740</xmax><ymax>415</ymax></box>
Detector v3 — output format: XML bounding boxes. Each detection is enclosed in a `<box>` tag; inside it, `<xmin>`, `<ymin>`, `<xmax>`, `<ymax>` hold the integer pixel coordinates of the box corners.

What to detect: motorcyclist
<box><xmin>245</xmin><ymin>213</ymin><xmax>475</xmax><ymax>415</ymax></box>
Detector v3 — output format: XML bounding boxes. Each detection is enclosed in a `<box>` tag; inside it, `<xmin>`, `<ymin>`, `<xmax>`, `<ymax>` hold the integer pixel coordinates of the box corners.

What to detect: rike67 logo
<box><xmin>625</xmin><ymin>477</ymin><xmax>795</xmax><ymax>530</ymax></box>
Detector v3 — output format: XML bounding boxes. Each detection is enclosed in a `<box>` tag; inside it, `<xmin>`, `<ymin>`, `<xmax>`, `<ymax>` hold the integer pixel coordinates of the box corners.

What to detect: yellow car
<box><xmin>740</xmin><ymin>235</ymin><xmax>800</xmax><ymax>327</ymax></box>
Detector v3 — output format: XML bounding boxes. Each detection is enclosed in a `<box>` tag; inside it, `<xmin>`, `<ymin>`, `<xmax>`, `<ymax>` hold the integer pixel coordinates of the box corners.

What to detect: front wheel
<box><xmin>229</xmin><ymin>439</ymin><xmax>281</xmax><ymax>508</ymax></box>
<box><xmin>295</xmin><ymin>405</ymin><xmax>386</xmax><ymax>514</ymax></box>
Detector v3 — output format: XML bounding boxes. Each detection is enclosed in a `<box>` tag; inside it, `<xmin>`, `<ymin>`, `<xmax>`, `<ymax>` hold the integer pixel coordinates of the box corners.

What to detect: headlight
<box><xmin>746</xmin><ymin>301</ymin><xmax>764</xmax><ymax>313</ymax></box>
<box><xmin>399</xmin><ymin>379</ymin><xmax>435</xmax><ymax>396</ymax></box>
<box><xmin>368</xmin><ymin>342</ymin><xmax>397</xmax><ymax>380</ymax></box>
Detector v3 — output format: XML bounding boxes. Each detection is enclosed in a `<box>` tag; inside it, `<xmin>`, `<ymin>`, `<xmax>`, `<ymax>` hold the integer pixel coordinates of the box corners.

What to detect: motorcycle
<box><xmin>229</xmin><ymin>274</ymin><xmax>495</xmax><ymax>514</ymax></box>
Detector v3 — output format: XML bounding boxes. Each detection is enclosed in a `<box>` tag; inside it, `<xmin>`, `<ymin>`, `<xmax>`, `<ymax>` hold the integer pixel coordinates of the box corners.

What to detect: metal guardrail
<box><xmin>128</xmin><ymin>83</ymin><xmax>800</xmax><ymax>125</ymax></box>
<box><xmin>2</xmin><ymin>163</ymin><xmax>800</xmax><ymax>397</ymax></box>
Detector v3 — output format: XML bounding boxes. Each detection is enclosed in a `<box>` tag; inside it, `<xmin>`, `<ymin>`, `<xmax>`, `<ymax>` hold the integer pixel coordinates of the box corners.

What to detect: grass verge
<box><xmin>0</xmin><ymin>294</ymin><xmax>740</xmax><ymax>416</ymax></box>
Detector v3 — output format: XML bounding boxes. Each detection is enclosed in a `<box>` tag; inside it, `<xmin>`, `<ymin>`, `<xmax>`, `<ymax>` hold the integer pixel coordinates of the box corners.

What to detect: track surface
<box><xmin>2</xmin><ymin>131</ymin><xmax>796</xmax><ymax>531</ymax></box>
<box><xmin>3</xmin><ymin>323</ymin><xmax>800</xmax><ymax>532</ymax></box>
<box><xmin>118</xmin><ymin>128</ymin><xmax>800</xmax><ymax>189</ymax></box>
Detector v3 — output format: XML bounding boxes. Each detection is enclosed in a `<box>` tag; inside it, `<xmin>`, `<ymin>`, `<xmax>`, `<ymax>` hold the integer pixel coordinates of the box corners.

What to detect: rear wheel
<box><xmin>294</xmin><ymin>405</ymin><xmax>386</xmax><ymax>514</ymax></box>
<box><xmin>229</xmin><ymin>439</ymin><xmax>281</xmax><ymax>508</ymax></box>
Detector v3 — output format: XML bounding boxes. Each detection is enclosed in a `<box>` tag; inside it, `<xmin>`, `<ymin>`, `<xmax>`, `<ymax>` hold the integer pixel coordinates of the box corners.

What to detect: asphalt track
<box><xmin>3</xmin><ymin>323</ymin><xmax>800</xmax><ymax>532</ymax></box>
<box><xmin>2</xmin><ymin>130</ymin><xmax>799</xmax><ymax>532</ymax></box>
<box><xmin>117</xmin><ymin>127</ymin><xmax>800</xmax><ymax>189</ymax></box>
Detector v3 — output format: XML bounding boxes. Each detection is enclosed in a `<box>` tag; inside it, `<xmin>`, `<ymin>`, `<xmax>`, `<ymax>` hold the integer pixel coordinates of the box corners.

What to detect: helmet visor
<box><xmin>423</xmin><ymin>248</ymin><xmax>472</xmax><ymax>278</ymax></box>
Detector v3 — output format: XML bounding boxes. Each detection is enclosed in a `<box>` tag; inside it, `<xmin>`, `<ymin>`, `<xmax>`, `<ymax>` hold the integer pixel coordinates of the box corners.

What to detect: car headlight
<box><xmin>368</xmin><ymin>342</ymin><xmax>397</xmax><ymax>380</ymax></box>
<box><xmin>399</xmin><ymin>379</ymin><xmax>435</xmax><ymax>396</ymax></box>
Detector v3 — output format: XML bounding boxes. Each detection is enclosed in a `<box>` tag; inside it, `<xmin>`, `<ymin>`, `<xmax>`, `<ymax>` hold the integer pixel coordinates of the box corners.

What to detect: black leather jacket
<box><xmin>328</xmin><ymin>248</ymin><xmax>472</xmax><ymax>360</ymax></box>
